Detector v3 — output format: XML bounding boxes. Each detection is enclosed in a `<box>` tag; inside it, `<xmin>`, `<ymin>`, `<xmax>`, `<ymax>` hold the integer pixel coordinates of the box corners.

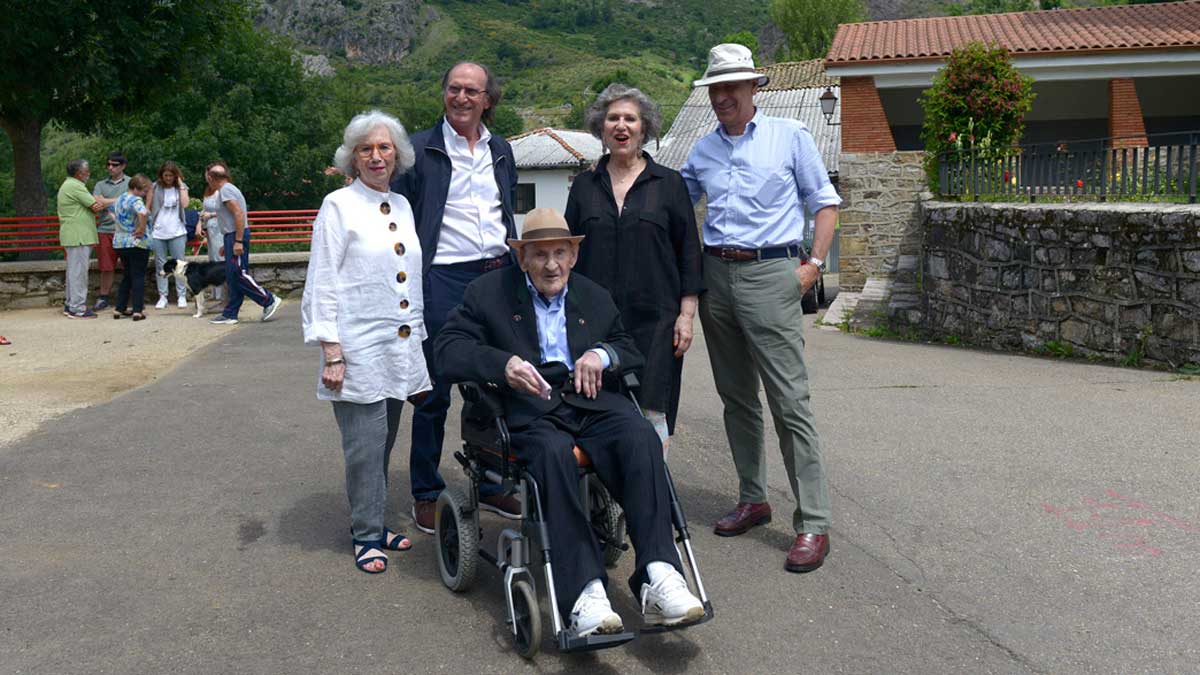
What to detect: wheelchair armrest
<box><xmin>621</xmin><ymin>371</ymin><xmax>640</xmax><ymax>392</ymax></box>
<box><xmin>457</xmin><ymin>382</ymin><xmax>506</xmax><ymax>420</ymax></box>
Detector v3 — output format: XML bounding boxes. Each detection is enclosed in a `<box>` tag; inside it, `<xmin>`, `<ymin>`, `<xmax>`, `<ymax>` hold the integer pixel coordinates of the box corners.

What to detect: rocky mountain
<box><xmin>255</xmin><ymin>0</ymin><xmax>436</xmax><ymax>65</ymax></box>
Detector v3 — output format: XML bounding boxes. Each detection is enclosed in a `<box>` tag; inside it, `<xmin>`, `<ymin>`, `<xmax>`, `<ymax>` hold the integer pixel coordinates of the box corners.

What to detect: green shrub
<box><xmin>920</xmin><ymin>42</ymin><xmax>1034</xmax><ymax>191</ymax></box>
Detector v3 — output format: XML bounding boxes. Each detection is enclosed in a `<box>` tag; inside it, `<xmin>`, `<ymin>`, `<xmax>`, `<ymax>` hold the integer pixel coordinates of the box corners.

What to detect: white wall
<box><xmin>514</xmin><ymin>168</ymin><xmax>575</xmax><ymax>231</ymax></box>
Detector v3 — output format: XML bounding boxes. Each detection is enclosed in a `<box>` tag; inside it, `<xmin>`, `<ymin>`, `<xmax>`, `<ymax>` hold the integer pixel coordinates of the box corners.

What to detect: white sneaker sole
<box><xmin>643</xmin><ymin>603</ymin><xmax>705</xmax><ymax>627</ymax></box>
<box><xmin>262</xmin><ymin>298</ymin><xmax>282</xmax><ymax>322</ymax></box>
<box><xmin>411</xmin><ymin>506</ymin><xmax>435</xmax><ymax>535</ymax></box>
<box><xmin>574</xmin><ymin>613</ymin><xmax>624</xmax><ymax>637</ymax></box>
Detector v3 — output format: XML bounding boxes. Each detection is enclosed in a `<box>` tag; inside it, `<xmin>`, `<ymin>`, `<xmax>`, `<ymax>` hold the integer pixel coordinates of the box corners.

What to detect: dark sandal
<box><xmin>382</xmin><ymin>528</ymin><xmax>412</xmax><ymax>551</ymax></box>
<box><xmin>131</xmin><ymin>312</ymin><xmax>146</xmax><ymax>321</ymax></box>
<box><xmin>353</xmin><ymin>539</ymin><xmax>387</xmax><ymax>574</ymax></box>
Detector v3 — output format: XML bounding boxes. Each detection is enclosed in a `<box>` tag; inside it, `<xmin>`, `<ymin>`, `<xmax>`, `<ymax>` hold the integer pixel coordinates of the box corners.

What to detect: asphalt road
<box><xmin>2</xmin><ymin>303</ymin><xmax>1198</xmax><ymax>674</ymax></box>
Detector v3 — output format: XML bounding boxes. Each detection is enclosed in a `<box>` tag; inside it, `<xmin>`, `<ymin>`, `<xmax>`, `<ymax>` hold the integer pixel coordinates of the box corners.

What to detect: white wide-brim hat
<box><xmin>693</xmin><ymin>43</ymin><xmax>769</xmax><ymax>88</ymax></box>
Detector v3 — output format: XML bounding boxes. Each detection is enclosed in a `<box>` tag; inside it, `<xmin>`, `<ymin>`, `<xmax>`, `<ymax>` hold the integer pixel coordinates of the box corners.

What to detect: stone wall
<box><xmin>837</xmin><ymin>151</ymin><xmax>927</xmax><ymax>295</ymax></box>
<box><xmin>0</xmin><ymin>253</ymin><xmax>310</xmax><ymax>311</ymax></box>
<box><xmin>908</xmin><ymin>202</ymin><xmax>1200</xmax><ymax>367</ymax></box>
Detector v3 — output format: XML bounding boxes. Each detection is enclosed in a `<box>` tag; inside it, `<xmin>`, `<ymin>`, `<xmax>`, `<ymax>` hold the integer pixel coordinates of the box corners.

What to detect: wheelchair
<box><xmin>433</xmin><ymin>372</ymin><xmax>714</xmax><ymax>658</ymax></box>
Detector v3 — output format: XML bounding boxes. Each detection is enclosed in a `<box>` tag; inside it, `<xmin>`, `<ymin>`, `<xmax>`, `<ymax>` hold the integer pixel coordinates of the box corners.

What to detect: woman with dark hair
<box><xmin>147</xmin><ymin>160</ymin><xmax>191</xmax><ymax>309</ymax></box>
<box><xmin>565</xmin><ymin>84</ymin><xmax>704</xmax><ymax>457</ymax></box>
<box><xmin>111</xmin><ymin>174</ymin><xmax>154</xmax><ymax>321</ymax></box>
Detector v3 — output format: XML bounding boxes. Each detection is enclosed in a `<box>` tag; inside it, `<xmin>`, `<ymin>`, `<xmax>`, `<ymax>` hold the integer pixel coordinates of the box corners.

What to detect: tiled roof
<box><xmin>826</xmin><ymin>0</ymin><xmax>1200</xmax><ymax>64</ymax></box>
<box><xmin>655</xmin><ymin>85</ymin><xmax>840</xmax><ymax>174</ymax></box>
<box><xmin>757</xmin><ymin>59</ymin><xmax>837</xmax><ymax>91</ymax></box>
<box><xmin>509</xmin><ymin>128</ymin><xmax>603</xmax><ymax>169</ymax></box>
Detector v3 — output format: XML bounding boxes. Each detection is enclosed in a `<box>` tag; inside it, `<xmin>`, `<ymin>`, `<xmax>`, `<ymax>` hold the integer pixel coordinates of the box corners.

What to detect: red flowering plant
<box><xmin>920</xmin><ymin>42</ymin><xmax>1035</xmax><ymax>193</ymax></box>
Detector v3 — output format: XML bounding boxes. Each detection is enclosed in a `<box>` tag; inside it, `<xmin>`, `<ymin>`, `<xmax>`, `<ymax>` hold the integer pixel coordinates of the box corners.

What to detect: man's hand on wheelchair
<box><xmin>574</xmin><ymin>351</ymin><xmax>604</xmax><ymax>400</ymax></box>
<box><xmin>505</xmin><ymin>356</ymin><xmax>552</xmax><ymax>400</ymax></box>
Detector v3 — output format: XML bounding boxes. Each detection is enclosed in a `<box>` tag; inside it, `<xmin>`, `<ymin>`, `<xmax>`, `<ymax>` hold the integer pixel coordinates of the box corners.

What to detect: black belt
<box><xmin>439</xmin><ymin>254</ymin><xmax>511</xmax><ymax>273</ymax></box>
<box><xmin>704</xmin><ymin>244</ymin><xmax>801</xmax><ymax>262</ymax></box>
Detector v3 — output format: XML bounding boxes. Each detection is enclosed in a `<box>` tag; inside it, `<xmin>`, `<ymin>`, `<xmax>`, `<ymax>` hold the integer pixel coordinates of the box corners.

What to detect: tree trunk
<box><xmin>0</xmin><ymin>116</ymin><xmax>47</xmax><ymax>216</ymax></box>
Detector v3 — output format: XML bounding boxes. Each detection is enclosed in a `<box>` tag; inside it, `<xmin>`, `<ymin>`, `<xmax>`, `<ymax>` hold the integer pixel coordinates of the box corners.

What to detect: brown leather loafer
<box><xmin>785</xmin><ymin>533</ymin><xmax>830</xmax><ymax>573</ymax></box>
<box><xmin>713</xmin><ymin>501</ymin><xmax>772</xmax><ymax>537</ymax></box>
<box><xmin>479</xmin><ymin>493</ymin><xmax>522</xmax><ymax>519</ymax></box>
<box><xmin>412</xmin><ymin>500</ymin><xmax>436</xmax><ymax>535</ymax></box>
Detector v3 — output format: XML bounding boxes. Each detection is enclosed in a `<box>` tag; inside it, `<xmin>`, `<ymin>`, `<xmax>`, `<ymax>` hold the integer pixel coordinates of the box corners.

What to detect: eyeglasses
<box><xmin>446</xmin><ymin>85</ymin><xmax>485</xmax><ymax>100</ymax></box>
<box><xmin>107</xmin><ymin>162</ymin><xmax>123</xmax><ymax>167</ymax></box>
<box><xmin>356</xmin><ymin>143</ymin><xmax>395</xmax><ymax>159</ymax></box>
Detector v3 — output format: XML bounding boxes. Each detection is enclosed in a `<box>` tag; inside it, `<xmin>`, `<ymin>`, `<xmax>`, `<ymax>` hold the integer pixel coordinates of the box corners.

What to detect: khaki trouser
<box><xmin>699</xmin><ymin>255</ymin><xmax>830</xmax><ymax>534</ymax></box>
<box><xmin>64</xmin><ymin>245</ymin><xmax>92</xmax><ymax>314</ymax></box>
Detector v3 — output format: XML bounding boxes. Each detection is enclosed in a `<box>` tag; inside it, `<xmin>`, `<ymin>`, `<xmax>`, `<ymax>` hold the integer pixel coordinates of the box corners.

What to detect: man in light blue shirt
<box><xmin>681</xmin><ymin>43</ymin><xmax>840</xmax><ymax>574</ymax></box>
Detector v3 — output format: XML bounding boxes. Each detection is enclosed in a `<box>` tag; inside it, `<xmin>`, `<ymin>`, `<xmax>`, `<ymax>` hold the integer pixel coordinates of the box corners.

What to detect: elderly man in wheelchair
<box><xmin>433</xmin><ymin>209</ymin><xmax>710</xmax><ymax>654</ymax></box>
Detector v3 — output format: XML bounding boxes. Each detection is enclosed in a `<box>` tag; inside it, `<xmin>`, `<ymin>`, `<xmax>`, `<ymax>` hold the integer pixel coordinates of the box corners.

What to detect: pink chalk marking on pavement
<box><xmin>1043</xmin><ymin>489</ymin><xmax>1199</xmax><ymax>557</ymax></box>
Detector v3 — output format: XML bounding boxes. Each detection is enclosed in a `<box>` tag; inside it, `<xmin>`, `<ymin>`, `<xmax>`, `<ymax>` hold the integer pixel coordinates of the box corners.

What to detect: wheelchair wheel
<box><xmin>587</xmin><ymin>473</ymin><xmax>627</xmax><ymax>568</ymax></box>
<box><xmin>435</xmin><ymin>486</ymin><xmax>479</xmax><ymax>592</ymax></box>
<box><xmin>510</xmin><ymin>579</ymin><xmax>541</xmax><ymax>659</ymax></box>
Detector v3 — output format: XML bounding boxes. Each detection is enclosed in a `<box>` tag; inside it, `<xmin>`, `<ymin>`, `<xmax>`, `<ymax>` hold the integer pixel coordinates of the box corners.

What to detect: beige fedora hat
<box><xmin>693</xmin><ymin>43</ymin><xmax>769</xmax><ymax>88</ymax></box>
<box><xmin>507</xmin><ymin>208</ymin><xmax>585</xmax><ymax>248</ymax></box>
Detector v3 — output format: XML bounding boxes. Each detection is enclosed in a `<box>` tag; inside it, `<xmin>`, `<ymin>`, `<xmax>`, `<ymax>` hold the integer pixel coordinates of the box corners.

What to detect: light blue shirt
<box><xmin>525</xmin><ymin>275</ymin><xmax>610</xmax><ymax>372</ymax></box>
<box><xmin>681</xmin><ymin>110</ymin><xmax>841</xmax><ymax>249</ymax></box>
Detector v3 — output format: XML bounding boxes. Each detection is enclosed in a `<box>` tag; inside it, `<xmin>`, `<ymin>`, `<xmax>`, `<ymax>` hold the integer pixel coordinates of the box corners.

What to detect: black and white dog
<box><xmin>161</xmin><ymin>258</ymin><xmax>226</xmax><ymax>318</ymax></box>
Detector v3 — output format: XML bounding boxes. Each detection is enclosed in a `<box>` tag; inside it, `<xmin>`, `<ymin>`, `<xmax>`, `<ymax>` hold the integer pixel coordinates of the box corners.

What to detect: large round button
<box><xmin>388</xmin><ymin>222</ymin><xmax>397</xmax><ymax>232</ymax></box>
<box><xmin>379</xmin><ymin>202</ymin><xmax>391</xmax><ymax>215</ymax></box>
<box><xmin>396</xmin><ymin>271</ymin><xmax>407</xmax><ymax>283</ymax></box>
<box><xmin>400</xmin><ymin>299</ymin><xmax>409</xmax><ymax>310</ymax></box>
<box><xmin>398</xmin><ymin>325</ymin><xmax>412</xmax><ymax>338</ymax></box>
<box><xmin>394</xmin><ymin>242</ymin><xmax>405</xmax><ymax>255</ymax></box>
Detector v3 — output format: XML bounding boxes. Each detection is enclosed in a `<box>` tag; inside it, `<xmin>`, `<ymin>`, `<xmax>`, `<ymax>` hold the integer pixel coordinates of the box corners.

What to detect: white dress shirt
<box><xmin>433</xmin><ymin>120</ymin><xmax>509</xmax><ymax>265</ymax></box>
<box><xmin>302</xmin><ymin>179</ymin><xmax>431</xmax><ymax>403</ymax></box>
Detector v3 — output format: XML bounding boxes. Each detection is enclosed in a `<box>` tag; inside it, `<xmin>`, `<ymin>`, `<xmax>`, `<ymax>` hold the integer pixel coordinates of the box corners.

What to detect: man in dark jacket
<box><xmin>435</xmin><ymin>209</ymin><xmax>704</xmax><ymax>637</ymax></box>
<box><xmin>391</xmin><ymin>61</ymin><xmax>520</xmax><ymax>532</ymax></box>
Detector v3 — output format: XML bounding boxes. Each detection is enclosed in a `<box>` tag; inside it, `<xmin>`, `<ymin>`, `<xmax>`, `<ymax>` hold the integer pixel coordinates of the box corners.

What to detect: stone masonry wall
<box><xmin>0</xmin><ymin>253</ymin><xmax>310</xmax><ymax>311</ymax></box>
<box><xmin>838</xmin><ymin>151</ymin><xmax>927</xmax><ymax>294</ymax></box>
<box><xmin>913</xmin><ymin>202</ymin><xmax>1200</xmax><ymax>367</ymax></box>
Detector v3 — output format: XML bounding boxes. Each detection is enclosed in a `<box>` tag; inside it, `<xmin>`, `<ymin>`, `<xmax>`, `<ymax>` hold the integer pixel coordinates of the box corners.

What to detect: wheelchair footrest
<box><xmin>557</xmin><ymin>629</ymin><xmax>637</xmax><ymax>652</ymax></box>
<box><xmin>639</xmin><ymin>601</ymin><xmax>714</xmax><ymax>634</ymax></box>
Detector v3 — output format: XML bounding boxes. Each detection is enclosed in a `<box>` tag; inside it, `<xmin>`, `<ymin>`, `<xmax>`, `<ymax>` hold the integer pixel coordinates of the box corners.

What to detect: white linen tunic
<box><xmin>302</xmin><ymin>179</ymin><xmax>431</xmax><ymax>403</ymax></box>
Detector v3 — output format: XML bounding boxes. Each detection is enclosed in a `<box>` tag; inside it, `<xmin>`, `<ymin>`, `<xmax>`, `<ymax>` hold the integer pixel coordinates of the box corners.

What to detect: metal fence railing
<box><xmin>938</xmin><ymin>131</ymin><xmax>1199</xmax><ymax>204</ymax></box>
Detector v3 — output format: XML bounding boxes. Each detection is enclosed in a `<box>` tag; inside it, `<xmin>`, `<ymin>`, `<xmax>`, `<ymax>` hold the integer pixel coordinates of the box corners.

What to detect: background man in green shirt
<box><xmin>91</xmin><ymin>152</ymin><xmax>131</xmax><ymax>311</ymax></box>
<box><xmin>56</xmin><ymin>159</ymin><xmax>113</xmax><ymax>318</ymax></box>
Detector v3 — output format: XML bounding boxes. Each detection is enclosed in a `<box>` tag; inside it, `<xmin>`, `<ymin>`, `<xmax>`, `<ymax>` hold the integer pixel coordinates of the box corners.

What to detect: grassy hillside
<box><xmin>336</xmin><ymin>0</ymin><xmax>772</xmax><ymax>130</ymax></box>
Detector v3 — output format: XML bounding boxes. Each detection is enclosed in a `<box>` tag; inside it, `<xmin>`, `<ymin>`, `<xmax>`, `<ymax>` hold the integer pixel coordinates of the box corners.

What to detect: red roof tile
<box><xmin>826</xmin><ymin>0</ymin><xmax>1200</xmax><ymax>64</ymax></box>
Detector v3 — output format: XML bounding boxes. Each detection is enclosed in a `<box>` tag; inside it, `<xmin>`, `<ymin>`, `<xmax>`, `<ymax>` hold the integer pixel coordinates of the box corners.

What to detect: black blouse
<box><xmin>565</xmin><ymin>153</ymin><xmax>704</xmax><ymax>429</ymax></box>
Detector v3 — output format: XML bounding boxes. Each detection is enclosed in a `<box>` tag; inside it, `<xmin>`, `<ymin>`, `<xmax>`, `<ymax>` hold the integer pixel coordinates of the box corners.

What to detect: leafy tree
<box><xmin>943</xmin><ymin>0</ymin><xmax>1035</xmax><ymax>16</ymax></box>
<box><xmin>0</xmin><ymin>0</ymin><xmax>243</xmax><ymax>215</ymax></box>
<box><xmin>491</xmin><ymin>106</ymin><xmax>525</xmax><ymax>138</ymax></box>
<box><xmin>769</xmin><ymin>0</ymin><xmax>865</xmax><ymax>61</ymax></box>
<box><xmin>920</xmin><ymin>42</ymin><xmax>1035</xmax><ymax>189</ymax></box>
<box><xmin>722</xmin><ymin>30</ymin><xmax>760</xmax><ymax>57</ymax></box>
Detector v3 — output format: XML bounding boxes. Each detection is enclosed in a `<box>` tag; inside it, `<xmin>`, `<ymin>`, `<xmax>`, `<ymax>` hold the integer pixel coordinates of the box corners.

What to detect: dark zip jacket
<box><xmin>391</xmin><ymin>117</ymin><xmax>519</xmax><ymax>273</ymax></box>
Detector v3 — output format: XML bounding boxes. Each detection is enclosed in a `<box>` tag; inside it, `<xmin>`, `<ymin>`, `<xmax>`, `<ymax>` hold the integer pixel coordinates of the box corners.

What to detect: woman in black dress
<box><xmin>565</xmin><ymin>84</ymin><xmax>704</xmax><ymax>456</ymax></box>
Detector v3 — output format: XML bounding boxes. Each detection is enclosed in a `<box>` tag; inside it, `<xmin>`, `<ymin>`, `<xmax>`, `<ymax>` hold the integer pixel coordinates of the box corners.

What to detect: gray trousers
<box><xmin>204</xmin><ymin>222</ymin><xmax>225</xmax><ymax>300</ymax></box>
<box><xmin>151</xmin><ymin>234</ymin><xmax>188</xmax><ymax>300</ymax></box>
<box><xmin>64</xmin><ymin>245</ymin><xmax>92</xmax><ymax>313</ymax></box>
<box><xmin>331</xmin><ymin>398</ymin><xmax>403</xmax><ymax>543</ymax></box>
<box><xmin>699</xmin><ymin>256</ymin><xmax>831</xmax><ymax>534</ymax></box>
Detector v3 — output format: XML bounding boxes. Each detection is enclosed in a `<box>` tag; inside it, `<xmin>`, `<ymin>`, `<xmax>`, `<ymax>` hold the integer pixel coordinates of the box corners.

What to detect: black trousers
<box><xmin>115</xmin><ymin>247</ymin><xmax>150</xmax><ymax>313</ymax></box>
<box><xmin>508</xmin><ymin>402</ymin><xmax>682</xmax><ymax>620</ymax></box>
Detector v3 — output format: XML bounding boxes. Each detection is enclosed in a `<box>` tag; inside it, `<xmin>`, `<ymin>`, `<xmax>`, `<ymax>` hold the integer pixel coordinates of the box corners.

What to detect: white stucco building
<box><xmin>508</xmin><ymin>128</ymin><xmax>604</xmax><ymax>230</ymax></box>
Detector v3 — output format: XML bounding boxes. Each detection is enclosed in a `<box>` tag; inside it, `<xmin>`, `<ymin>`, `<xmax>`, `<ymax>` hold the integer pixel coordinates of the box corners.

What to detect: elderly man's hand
<box><xmin>795</xmin><ymin>262</ymin><xmax>821</xmax><ymax>294</ymax></box>
<box><xmin>322</xmin><ymin>362</ymin><xmax>345</xmax><ymax>392</ymax></box>
<box><xmin>573</xmin><ymin>350</ymin><xmax>604</xmax><ymax>399</ymax></box>
<box><xmin>505</xmin><ymin>356</ymin><xmax>545</xmax><ymax>397</ymax></box>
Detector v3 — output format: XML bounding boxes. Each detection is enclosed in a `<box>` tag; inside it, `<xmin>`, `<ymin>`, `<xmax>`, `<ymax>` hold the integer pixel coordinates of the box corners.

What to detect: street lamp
<box><xmin>819</xmin><ymin>87</ymin><xmax>839</xmax><ymax>126</ymax></box>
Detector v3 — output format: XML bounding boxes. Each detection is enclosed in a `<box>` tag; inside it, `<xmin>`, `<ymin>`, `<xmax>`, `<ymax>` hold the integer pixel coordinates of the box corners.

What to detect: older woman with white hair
<box><xmin>564</xmin><ymin>84</ymin><xmax>704</xmax><ymax>457</ymax></box>
<box><xmin>302</xmin><ymin>110</ymin><xmax>432</xmax><ymax>574</ymax></box>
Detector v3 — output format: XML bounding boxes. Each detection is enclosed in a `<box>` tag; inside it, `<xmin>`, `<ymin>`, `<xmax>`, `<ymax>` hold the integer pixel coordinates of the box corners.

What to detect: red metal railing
<box><xmin>0</xmin><ymin>210</ymin><xmax>318</xmax><ymax>255</ymax></box>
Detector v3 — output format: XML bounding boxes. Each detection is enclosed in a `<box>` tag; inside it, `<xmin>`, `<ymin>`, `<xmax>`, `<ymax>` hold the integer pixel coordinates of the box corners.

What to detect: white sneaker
<box><xmin>154</xmin><ymin>297</ymin><xmax>168</xmax><ymax>310</ymax></box>
<box><xmin>261</xmin><ymin>296</ymin><xmax>283</xmax><ymax>322</ymax></box>
<box><xmin>177</xmin><ymin>295</ymin><xmax>188</xmax><ymax>309</ymax></box>
<box><xmin>640</xmin><ymin>569</ymin><xmax>704</xmax><ymax>627</ymax></box>
<box><xmin>569</xmin><ymin>583</ymin><xmax>623</xmax><ymax>637</ymax></box>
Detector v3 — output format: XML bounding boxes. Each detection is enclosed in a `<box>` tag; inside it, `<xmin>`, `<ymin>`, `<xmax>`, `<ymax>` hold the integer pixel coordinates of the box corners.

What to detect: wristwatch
<box><xmin>809</xmin><ymin>256</ymin><xmax>827</xmax><ymax>273</ymax></box>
